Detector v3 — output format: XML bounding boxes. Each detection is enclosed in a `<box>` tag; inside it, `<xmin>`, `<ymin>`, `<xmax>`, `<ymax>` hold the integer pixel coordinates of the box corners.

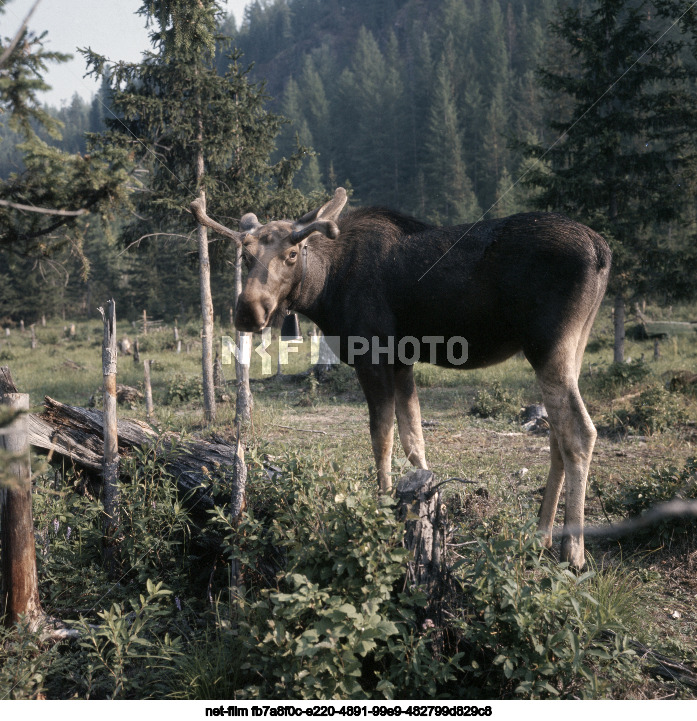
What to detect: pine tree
<box><xmin>523</xmin><ymin>0</ymin><xmax>697</xmax><ymax>362</ymax></box>
<box><xmin>0</xmin><ymin>2</ymin><xmax>129</xmax><ymax>263</ymax></box>
<box><xmin>83</xmin><ymin>0</ymin><xmax>310</xmax><ymax>422</ymax></box>
<box><xmin>424</xmin><ymin>56</ymin><xmax>481</xmax><ymax>225</ymax></box>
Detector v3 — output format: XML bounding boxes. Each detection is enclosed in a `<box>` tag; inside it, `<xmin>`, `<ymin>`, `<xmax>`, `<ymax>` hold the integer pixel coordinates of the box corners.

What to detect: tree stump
<box><xmin>1</xmin><ymin>367</ymin><xmax>43</xmax><ymax>627</ymax></box>
<box><xmin>395</xmin><ymin>469</ymin><xmax>447</xmax><ymax>599</ymax></box>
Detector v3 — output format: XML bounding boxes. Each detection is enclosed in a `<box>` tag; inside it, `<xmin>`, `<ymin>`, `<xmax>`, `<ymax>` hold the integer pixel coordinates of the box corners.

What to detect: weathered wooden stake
<box><xmin>396</xmin><ymin>470</ymin><xmax>447</xmax><ymax>602</ymax></box>
<box><xmin>654</xmin><ymin>339</ymin><xmax>661</xmax><ymax>361</ymax></box>
<box><xmin>229</xmin><ymin>420</ymin><xmax>247</xmax><ymax>616</ymax></box>
<box><xmin>133</xmin><ymin>337</ymin><xmax>140</xmax><ymax>364</ymax></box>
<box><xmin>234</xmin><ymin>243</ymin><xmax>253</xmax><ymax>424</ymax></box>
<box><xmin>173</xmin><ymin>319</ymin><xmax>179</xmax><ymax>344</ymax></box>
<box><xmin>0</xmin><ymin>367</ymin><xmax>43</xmax><ymax>627</ymax></box>
<box><xmin>41</xmin><ymin>314</ymin><xmax>46</xmax><ymax>327</ymax></box>
<box><xmin>98</xmin><ymin>301</ymin><xmax>120</xmax><ymax>577</ymax></box>
<box><xmin>143</xmin><ymin>359</ymin><xmax>154</xmax><ymax>420</ymax></box>
<box><xmin>30</xmin><ymin>324</ymin><xmax>36</xmax><ymax>350</ymax></box>
<box><xmin>213</xmin><ymin>351</ymin><xmax>224</xmax><ymax>391</ymax></box>
<box><xmin>19</xmin><ymin>319</ymin><xmax>24</xmax><ymax>333</ymax></box>
<box><xmin>142</xmin><ymin>309</ymin><xmax>148</xmax><ymax>335</ymax></box>
<box><xmin>69</xmin><ymin>323</ymin><xmax>76</xmax><ymax>338</ymax></box>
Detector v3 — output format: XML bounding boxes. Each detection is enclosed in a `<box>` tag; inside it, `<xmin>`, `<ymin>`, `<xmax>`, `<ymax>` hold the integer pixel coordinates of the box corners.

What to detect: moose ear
<box><xmin>295</xmin><ymin>187</ymin><xmax>347</xmax><ymax>225</ymax></box>
<box><xmin>240</xmin><ymin>213</ymin><xmax>262</xmax><ymax>233</ymax></box>
<box><xmin>289</xmin><ymin>219</ymin><xmax>339</xmax><ymax>244</ymax></box>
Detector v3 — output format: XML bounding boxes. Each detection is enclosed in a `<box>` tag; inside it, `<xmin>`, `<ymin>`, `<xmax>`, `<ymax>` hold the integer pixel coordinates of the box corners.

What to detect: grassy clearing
<box><xmin>1</xmin><ymin>301</ymin><xmax>696</xmax><ymax>698</ymax></box>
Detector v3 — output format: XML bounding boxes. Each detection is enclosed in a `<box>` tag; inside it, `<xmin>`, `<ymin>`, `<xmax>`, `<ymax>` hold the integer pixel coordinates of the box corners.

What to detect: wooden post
<box><xmin>396</xmin><ymin>470</ymin><xmax>446</xmax><ymax>599</ymax></box>
<box><xmin>173</xmin><ymin>319</ymin><xmax>179</xmax><ymax>344</ymax></box>
<box><xmin>41</xmin><ymin>314</ymin><xmax>46</xmax><ymax>327</ymax></box>
<box><xmin>143</xmin><ymin>359</ymin><xmax>154</xmax><ymax>421</ymax></box>
<box><xmin>214</xmin><ymin>351</ymin><xmax>224</xmax><ymax>391</ymax></box>
<box><xmin>69</xmin><ymin>323</ymin><xmax>76</xmax><ymax>338</ymax></box>
<box><xmin>0</xmin><ymin>367</ymin><xmax>43</xmax><ymax>627</ymax></box>
<box><xmin>133</xmin><ymin>337</ymin><xmax>140</xmax><ymax>364</ymax></box>
<box><xmin>229</xmin><ymin>421</ymin><xmax>247</xmax><ymax>615</ymax></box>
<box><xmin>654</xmin><ymin>339</ymin><xmax>661</xmax><ymax>361</ymax></box>
<box><xmin>613</xmin><ymin>292</ymin><xmax>625</xmax><ymax>364</ymax></box>
<box><xmin>98</xmin><ymin>301</ymin><xmax>120</xmax><ymax>577</ymax></box>
<box><xmin>19</xmin><ymin>319</ymin><xmax>24</xmax><ymax>333</ymax></box>
<box><xmin>142</xmin><ymin>309</ymin><xmax>148</xmax><ymax>335</ymax></box>
<box><xmin>4</xmin><ymin>327</ymin><xmax>9</xmax><ymax>337</ymax></box>
<box><xmin>30</xmin><ymin>324</ymin><xmax>36</xmax><ymax>350</ymax></box>
<box><xmin>234</xmin><ymin>244</ymin><xmax>253</xmax><ymax>424</ymax></box>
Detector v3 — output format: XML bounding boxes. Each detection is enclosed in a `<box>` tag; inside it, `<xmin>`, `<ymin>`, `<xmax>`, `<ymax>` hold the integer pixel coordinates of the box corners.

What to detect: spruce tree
<box><xmin>83</xmin><ymin>0</ymin><xmax>309</xmax><ymax>423</ymax></box>
<box><xmin>522</xmin><ymin>0</ymin><xmax>697</xmax><ymax>362</ymax></box>
<box><xmin>0</xmin><ymin>1</ymin><xmax>129</xmax><ymax>266</ymax></box>
<box><xmin>424</xmin><ymin>55</ymin><xmax>481</xmax><ymax>225</ymax></box>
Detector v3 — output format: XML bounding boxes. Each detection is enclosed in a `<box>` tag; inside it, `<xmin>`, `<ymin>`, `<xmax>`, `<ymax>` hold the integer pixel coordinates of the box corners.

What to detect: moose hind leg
<box><xmin>539</xmin><ymin>375</ymin><xmax>597</xmax><ymax>569</ymax></box>
<box><xmin>394</xmin><ymin>365</ymin><xmax>428</xmax><ymax>470</ymax></box>
<box><xmin>356</xmin><ymin>364</ymin><xmax>396</xmax><ymax>494</ymax></box>
<box><xmin>538</xmin><ymin>428</ymin><xmax>565</xmax><ymax>549</ymax></box>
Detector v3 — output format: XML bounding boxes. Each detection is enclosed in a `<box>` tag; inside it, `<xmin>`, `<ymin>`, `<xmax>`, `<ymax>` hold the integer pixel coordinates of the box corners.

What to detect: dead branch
<box><xmin>0</xmin><ymin>199</ymin><xmax>87</xmax><ymax>216</ymax></box>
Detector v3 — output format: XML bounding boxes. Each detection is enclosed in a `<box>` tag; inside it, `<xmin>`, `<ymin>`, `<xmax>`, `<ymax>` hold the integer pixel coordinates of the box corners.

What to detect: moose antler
<box><xmin>190</xmin><ymin>198</ymin><xmax>243</xmax><ymax>243</ymax></box>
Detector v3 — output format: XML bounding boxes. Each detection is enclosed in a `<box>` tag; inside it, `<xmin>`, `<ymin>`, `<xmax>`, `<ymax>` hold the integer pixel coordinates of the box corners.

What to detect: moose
<box><xmin>191</xmin><ymin>188</ymin><xmax>611</xmax><ymax>569</ymax></box>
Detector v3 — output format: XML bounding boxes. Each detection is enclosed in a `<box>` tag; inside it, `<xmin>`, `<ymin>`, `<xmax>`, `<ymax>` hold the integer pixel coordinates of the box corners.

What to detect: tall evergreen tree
<box><xmin>83</xmin><ymin>0</ymin><xmax>309</xmax><ymax>423</ymax></box>
<box><xmin>0</xmin><ymin>1</ymin><xmax>129</xmax><ymax>268</ymax></box>
<box><xmin>522</xmin><ymin>0</ymin><xmax>697</xmax><ymax>362</ymax></box>
<box><xmin>424</xmin><ymin>56</ymin><xmax>481</xmax><ymax>224</ymax></box>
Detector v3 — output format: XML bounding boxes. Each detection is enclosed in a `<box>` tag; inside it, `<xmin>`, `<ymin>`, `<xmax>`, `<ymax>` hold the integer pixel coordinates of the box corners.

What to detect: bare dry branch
<box><xmin>0</xmin><ymin>199</ymin><xmax>87</xmax><ymax>216</ymax></box>
<box><xmin>0</xmin><ymin>0</ymin><xmax>41</xmax><ymax>69</ymax></box>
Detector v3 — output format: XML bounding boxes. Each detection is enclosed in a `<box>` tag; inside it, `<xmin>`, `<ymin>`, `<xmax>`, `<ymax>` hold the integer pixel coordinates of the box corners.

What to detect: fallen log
<box><xmin>28</xmin><ymin>396</ymin><xmax>240</xmax><ymax>512</ymax></box>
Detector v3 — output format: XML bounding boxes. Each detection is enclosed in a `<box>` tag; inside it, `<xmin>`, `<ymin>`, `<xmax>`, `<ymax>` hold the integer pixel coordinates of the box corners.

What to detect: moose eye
<box><xmin>288</xmin><ymin>250</ymin><xmax>298</xmax><ymax>260</ymax></box>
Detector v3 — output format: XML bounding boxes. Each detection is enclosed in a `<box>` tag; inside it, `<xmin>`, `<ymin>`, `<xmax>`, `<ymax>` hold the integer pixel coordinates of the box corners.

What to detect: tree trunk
<box><xmin>0</xmin><ymin>367</ymin><xmax>43</xmax><ymax>627</ymax></box>
<box><xmin>234</xmin><ymin>243</ymin><xmax>253</xmax><ymax>424</ymax></box>
<box><xmin>98</xmin><ymin>301</ymin><xmax>120</xmax><ymax>577</ymax></box>
<box><xmin>196</xmin><ymin>175</ymin><xmax>216</xmax><ymax>422</ymax></box>
<box><xmin>143</xmin><ymin>359</ymin><xmax>154</xmax><ymax>420</ymax></box>
<box><xmin>613</xmin><ymin>291</ymin><xmax>625</xmax><ymax>364</ymax></box>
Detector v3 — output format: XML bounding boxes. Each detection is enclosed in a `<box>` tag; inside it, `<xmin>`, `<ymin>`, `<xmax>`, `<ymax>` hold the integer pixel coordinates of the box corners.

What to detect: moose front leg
<box><xmin>394</xmin><ymin>364</ymin><xmax>428</xmax><ymax>470</ymax></box>
<box><xmin>355</xmin><ymin>363</ymin><xmax>396</xmax><ymax>494</ymax></box>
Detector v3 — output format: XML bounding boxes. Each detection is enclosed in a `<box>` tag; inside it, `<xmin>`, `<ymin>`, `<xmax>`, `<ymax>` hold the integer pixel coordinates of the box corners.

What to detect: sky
<box><xmin>1</xmin><ymin>0</ymin><xmax>251</xmax><ymax>107</ymax></box>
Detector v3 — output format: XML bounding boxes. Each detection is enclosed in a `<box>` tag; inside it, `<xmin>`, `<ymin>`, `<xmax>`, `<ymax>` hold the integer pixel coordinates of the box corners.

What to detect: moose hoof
<box><xmin>560</xmin><ymin>535</ymin><xmax>586</xmax><ymax>571</ymax></box>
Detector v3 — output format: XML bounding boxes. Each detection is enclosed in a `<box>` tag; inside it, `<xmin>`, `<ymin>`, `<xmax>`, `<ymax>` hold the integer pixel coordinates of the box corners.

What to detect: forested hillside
<box><xmin>222</xmin><ymin>0</ymin><xmax>557</xmax><ymax>220</ymax></box>
<box><xmin>2</xmin><ymin>0</ymin><xmax>696</xmax><ymax>327</ymax></box>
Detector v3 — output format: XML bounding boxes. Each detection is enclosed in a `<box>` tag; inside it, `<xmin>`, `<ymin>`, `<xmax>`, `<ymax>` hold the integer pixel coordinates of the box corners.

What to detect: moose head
<box><xmin>190</xmin><ymin>188</ymin><xmax>347</xmax><ymax>331</ymax></box>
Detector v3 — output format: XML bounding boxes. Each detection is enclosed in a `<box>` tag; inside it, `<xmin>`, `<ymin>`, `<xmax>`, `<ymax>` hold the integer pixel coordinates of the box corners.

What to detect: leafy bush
<box><xmin>455</xmin><ymin>522</ymin><xmax>637</xmax><ymax>698</ymax></box>
<box><xmin>603</xmin><ymin>456</ymin><xmax>697</xmax><ymax>544</ymax></box>
<box><xmin>72</xmin><ymin>580</ymin><xmax>181</xmax><ymax>699</ymax></box>
<box><xmin>0</xmin><ymin>621</ymin><xmax>53</xmax><ymax>699</ymax></box>
<box><xmin>164</xmin><ymin>374</ymin><xmax>202</xmax><ymax>405</ymax></box>
<box><xmin>470</xmin><ymin>380</ymin><xmax>520</xmax><ymax>419</ymax></box>
<box><xmin>211</xmin><ymin>453</ymin><xmax>462</xmax><ymax>699</ymax></box>
<box><xmin>594</xmin><ymin>360</ymin><xmax>651</xmax><ymax>395</ymax></box>
<box><xmin>613</xmin><ymin>384</ymin><xmax>686</xmax><ymax>435</ymax></box>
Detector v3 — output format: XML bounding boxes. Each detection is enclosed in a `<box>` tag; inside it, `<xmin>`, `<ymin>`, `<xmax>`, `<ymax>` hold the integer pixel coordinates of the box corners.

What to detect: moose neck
<box><xmin>285</xmin><ymin>238</ymin><xmax>332</xmax><ymax>323</ymax></box>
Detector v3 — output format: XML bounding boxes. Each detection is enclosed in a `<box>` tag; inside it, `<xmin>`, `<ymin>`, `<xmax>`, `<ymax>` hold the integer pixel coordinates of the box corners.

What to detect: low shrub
<box><xmin>602</xmin><ymin>456</ymin><xmax>697</xmax><ymax>544</ymax></box>
<box><xmin>613</xmin><ymin>384</ymin><xmax>686</xmax><ymax>435</ymax></box>
<box><xmin>211</xmin><ymin>453</ymin><xmax>462</xmax><ymax>699</ymax></box>
<box><xmin>455</xmin><ymin>521</ymin><xmax>637</xmax><ymax>698</ymax></box>
<box><xmin>594</xmin><ymin>360</ymin><xmax>651</xmax><ymax>395</ymax></box>
<box><xmin>470</xmin><ymin>380</ymin><xmax>521</xmax><ymax>419</ymax></box>
<box><xmin>164</xmin><ymin>374</ymin><xmax>202</xmax><ymax>405</ymax></box>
